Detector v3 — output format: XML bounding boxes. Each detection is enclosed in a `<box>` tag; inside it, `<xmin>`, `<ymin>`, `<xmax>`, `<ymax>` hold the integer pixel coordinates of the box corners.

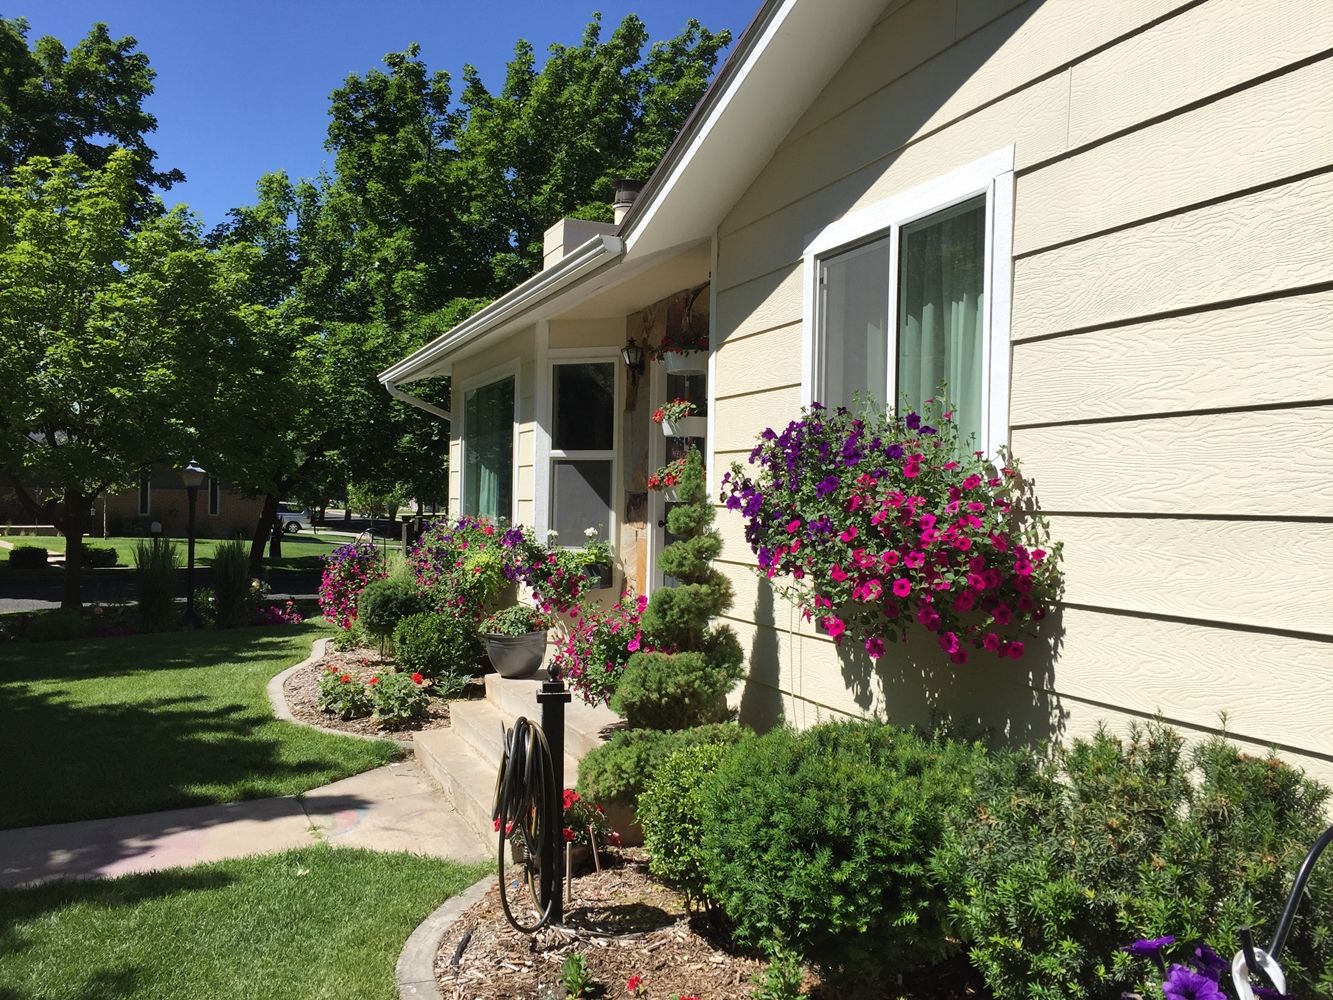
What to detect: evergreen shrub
<box><xmin>392</xmin><ymin>610</ymin><xmax>477</xmax><ymax>697</ymax></box>
<box><xmin>698</xmin><ymin>719</ymin><xmax>986</xmax><ymax>985</ymax></box>
<box><xmin>931</xmin><ymin>722</ymin><xmax>1333</xmax><ymax>999</ymax></box>
<box><xmin>576</xmin><ymin>722</ymin><xmax>743</xmax><ymax>807</ymax></box>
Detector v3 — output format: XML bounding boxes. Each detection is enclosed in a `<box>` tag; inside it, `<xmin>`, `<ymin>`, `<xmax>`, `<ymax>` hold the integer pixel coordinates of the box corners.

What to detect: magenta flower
<box><xmin>785</xmin><ymin>518</ymin><xmax>802</xmax><ymax>534</ymax></box>
<box><xmin>823</xmin><ymin>616</ymin><xmax>846</xmax><ymax>640</ymax></box>
<box><xmin>891</xmin><ymin>578</ymin><xmax>911</xmax><ymax>598</ymax></box>
<box><xmin>938</xmin><ymin>631</ymin><xmax>961</xmax><ymax>655</ymax></box>
<box><xmin>865</xmin><ymin>636</ymin><xmax>885</xmax><ymax>659</ymax></box>
<box><xmin>904</xmin><ymin>551</ymin><xmax>925</xmax><ymax>569</ymax></box>
<box><xmin>839</xmin><ymin>525</ymin><xmax>858</xmax><ymax>543</ymax></box>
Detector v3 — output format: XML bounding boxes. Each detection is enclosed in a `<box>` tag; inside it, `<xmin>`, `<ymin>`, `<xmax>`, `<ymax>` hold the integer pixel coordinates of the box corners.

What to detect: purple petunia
<box><xmin>815</xmin><ymin>475</ymin><xmax>841</xmax><ymax>497</ymax></box>
<box><xmin>1122</xmin><ymin>936</ymin><xmax>1177</xmax><ymax>958</ymax></box>
<box><xmin>1189</xmin><ymin>945</ymin><xmax>1228</xmax><ymax>981</ymax></box>
<box><xmin>1162</xmin><ymin>964</ymin><xmax>1226</xmax><ymax>1000</ymax></box>
<box><xmin>905</xmin><ymin>412</ymin><xmax>921</xmax><ymax>430</ymax></box>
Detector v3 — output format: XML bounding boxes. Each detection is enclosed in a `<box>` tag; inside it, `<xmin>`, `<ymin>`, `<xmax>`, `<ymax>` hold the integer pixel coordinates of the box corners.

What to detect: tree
<box><xmin>0</xmin><ymin>152</ymin><xmax>256</xmax><ymax>607</ymax></box>
<box><xmin>0</xmin><ymin>17</ymin><xmax>183</xmax><ymax>214</ymax></box>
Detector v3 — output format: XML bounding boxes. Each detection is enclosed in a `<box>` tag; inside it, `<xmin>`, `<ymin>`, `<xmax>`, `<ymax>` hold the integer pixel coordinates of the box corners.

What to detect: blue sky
<box><xmin>19</xmin><ymin>1</ymin><xmax>759</xmax><ymax>229</ymax></box>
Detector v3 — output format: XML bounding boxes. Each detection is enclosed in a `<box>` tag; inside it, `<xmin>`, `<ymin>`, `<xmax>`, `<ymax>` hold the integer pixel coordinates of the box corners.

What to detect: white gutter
<box><xmin>378</xmin><ymin>234</ymin><xmax>624</xmax><ymax>386</ymax></box>
<box><xmin>383</xmin><ymin>381</ymin><xmax>451</xmax><ymax>422</ymax></box>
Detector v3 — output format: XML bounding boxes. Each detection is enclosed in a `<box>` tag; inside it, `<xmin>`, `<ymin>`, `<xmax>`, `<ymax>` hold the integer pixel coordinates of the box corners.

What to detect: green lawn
<box><xmin>0</xmin><ymin>846</ymin><xmax>490</xmax><ymax>1000</ymax></box>
<box><xmin>0</xmin><ymin>623</ymin><xmax>399</xmax><ymax>829</ymax></box>
<box><xmin>0</xmin><ymin>533</ymin><xmax>366</xmax><ymax>573</ymax></box>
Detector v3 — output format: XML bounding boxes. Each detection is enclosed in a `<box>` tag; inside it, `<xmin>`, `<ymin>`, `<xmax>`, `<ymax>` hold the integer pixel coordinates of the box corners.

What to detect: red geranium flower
<box><xmin>368</xmin><ymin>676</ymin><xmax>379</xmax><ymax>686</ymax></box>
<box><xmin>627</xmin><ymin>974</ymin><xmax>644</xmax><ymax>992</ymax></box>
<box><xmin>411</xmin><ymin>672</ymin><xmax>424</xmax><ymax>684</ymax></box>
<box><xmin>339</xmin><ymin>674</ymin><xmax>351</xmax><ymax>683</ymax></box>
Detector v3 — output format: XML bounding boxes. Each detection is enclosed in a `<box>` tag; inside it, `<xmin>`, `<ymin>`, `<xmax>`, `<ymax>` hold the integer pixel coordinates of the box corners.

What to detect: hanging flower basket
<box><xmin>661</xmin><ymin>415</ymin><xmax>706</xmax><ymax>439</ymax></box>
<box><xmin>664</xmin><ymin>349</ymin><xmax>707</xmax><ymax>375</ymax></box>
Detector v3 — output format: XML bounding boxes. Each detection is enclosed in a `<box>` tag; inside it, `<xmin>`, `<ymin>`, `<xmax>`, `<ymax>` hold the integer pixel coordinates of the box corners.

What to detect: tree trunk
<box><xmin>60</xmin><ymin>492</ymin><xmax>87</xmax><ymax>612</ymax></box>
<box><xmin>343</xmin><ymin>505</ymin><xmax>351</xmax><ymax>523</ymax></box>
<box><xmin>249</xmin><ymin>493</ymin><xmax>279</xmax><ymax>576</ymax></box>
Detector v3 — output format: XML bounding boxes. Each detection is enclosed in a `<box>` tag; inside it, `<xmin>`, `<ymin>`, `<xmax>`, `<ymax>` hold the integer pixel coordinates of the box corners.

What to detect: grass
<box><xmin>0</xmin><ymin>534</ymin><xmax>372</xmax><ymax>573</ymax></box>
<box><xmin>0</xmin><ymin>622</ymin><xmax>399</xmax><ymax>829</ymax></box>
<box><xmin>0</xmin><ymin>845</ymin><xmax>490</xmax><ymax>1000</ymax></box>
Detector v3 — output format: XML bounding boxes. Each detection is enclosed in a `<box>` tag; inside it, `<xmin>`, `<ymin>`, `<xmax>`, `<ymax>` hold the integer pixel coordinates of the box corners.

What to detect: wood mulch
<box><xmin>283</xmin><ymin>644</ymin><xmax>481</xmax><ymax>737</ymax></box>
<box><xmin>437</xmin><ymin>850</ymin><xmax>991</xmax><ymax>999</ymax></box>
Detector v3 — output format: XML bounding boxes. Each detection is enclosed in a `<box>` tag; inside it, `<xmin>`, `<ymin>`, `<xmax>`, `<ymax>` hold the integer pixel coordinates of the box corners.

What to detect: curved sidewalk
<box><xmin>0</xmin><ymin>760</ymin><xmax>488</xmax><ymax>890</ymax></box>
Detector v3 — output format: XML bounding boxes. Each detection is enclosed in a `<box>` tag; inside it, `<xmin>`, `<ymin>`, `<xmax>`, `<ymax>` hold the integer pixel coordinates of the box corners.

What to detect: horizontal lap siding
<box><xmin>709</xmin><ymin>0</ymin><xmax>1333</xmax><ymax>777</ymax></box>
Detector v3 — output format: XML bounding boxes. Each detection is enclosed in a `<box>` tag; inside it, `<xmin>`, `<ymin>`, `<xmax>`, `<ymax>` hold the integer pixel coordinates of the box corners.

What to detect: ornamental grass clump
<box><xmin>612</xmin><ymin>447</ymin><xmax>743</xmax><ymax>730</ymax></box>
<box><xmin>722</xmin><ymin>398</ymin><xmax>1061</xmax><ymax>664</ymax></box>
<box><xmin>133</xmin><ymin>537</ymin><xmax>181</xmax><ymax>632</ymax></box>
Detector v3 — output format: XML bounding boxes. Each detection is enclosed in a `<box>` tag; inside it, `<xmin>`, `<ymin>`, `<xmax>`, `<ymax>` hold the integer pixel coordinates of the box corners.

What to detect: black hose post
<box><xmin>536</xmin><ymin>674</ymin><xmax>571</xmax><ymax>925</ymax></box>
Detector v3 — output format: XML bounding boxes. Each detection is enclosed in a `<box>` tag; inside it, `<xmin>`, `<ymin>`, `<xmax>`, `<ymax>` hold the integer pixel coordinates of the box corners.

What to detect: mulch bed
<box><xmin>437</xmin><ymin>850</ymin><xmax>990</xmax><ymax>999</ymax></box>
<box><xmin>283</xmin><ymin>645</ymin><xmax>480</xmax><ymax>737</ymax></box>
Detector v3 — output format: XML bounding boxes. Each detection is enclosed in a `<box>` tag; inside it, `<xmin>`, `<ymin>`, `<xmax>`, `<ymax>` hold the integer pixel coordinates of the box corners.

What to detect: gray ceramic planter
<box><xmin>484</xmin><ymin>629</ymin><xmax>548</xmax><ymax>679</ymax></box>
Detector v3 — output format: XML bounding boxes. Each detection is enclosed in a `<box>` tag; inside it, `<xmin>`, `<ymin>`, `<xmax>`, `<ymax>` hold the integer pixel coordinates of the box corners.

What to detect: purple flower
<box><xmin>815</xmin><ymin>475</ymin><xmax>840</xmax><ymax>497</ymax></box>
<box><xmin>885</xmin><ymin>443</ymin><xmax>904</xmax><ymax>460</ymax></box>
<box><xmin>1122</xmin><ymin>936</ymin><xmax>1176</xmax><ymax>958</ymax></box>
<box><xmin>905</xmin><ymin>412</ymin><xmax>921</xmax><ymax>430</ymax></box>
<box><xmin>918</xmin><ymin>424</ymin><xmax>937</xmax><ymax>436</ymax></box>
<box><xmin>1253</xmin><ymin>988</ymin><xmax>1292</xmax><ymax>1000</ymax></box>
<box><xmin>1162</xmin><ymin>964</ymin><xmax>1226</xmax><ymax>1000</ymax></box>
<box><xmin>1189</xmin><ymin>945</ymin><xmax>1227</xmax><ymax>981</ymax></box>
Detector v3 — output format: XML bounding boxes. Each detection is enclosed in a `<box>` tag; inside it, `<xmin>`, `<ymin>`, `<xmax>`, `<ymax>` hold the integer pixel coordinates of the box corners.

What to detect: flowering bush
<box><xmin>317</xmin><ymin>664</ymin><xmax>373</xmax><ymax>719</ymax></box>
<box><xmin>318</xmin><ymin>541</ymin><xmax>386</xmax><ymax>629</ymax></box>
<box><xmin>551</xmin><ymin>592</ymin><xmax>648</xmax><ymax>705</ymax></box>
<box><xmin>646</xmin><ymin>456</ymin><xmax>688</xmax><ymax>492</ymax></box>
<box><xmin>480</xmin><ymin>605</ymin><xmax>552</xmax><ymax>635</ymax></box>
<box><xmin>368</xmin><ymin>669</ymin><xmax>431</xmax><ymax>726</ymax></box>
<box><xmin>1120</xmin><ymin>937</ymin><xmax>1276</xmax><ymax>1000</ymax></box>
<box><xmin>252</xmin><ymin>599</ymin><xmax>304</xmax><ymax>626</ymax></box>
<box><xmin>722</xmin><ymin>399</ymin><xmax>1061</xmax><ymax>664</ymax></box>
<box><xmin>409</xmin><ymin>516</ymin><xmax>510</xmax><ymax>620</ymax></box>
<box><xmin>562</xmin><ymin>787</ymin><xmax>618</xmax><ymax>848</ymax></box>
<box><xmin>652</xmin><ymin>398</ymin><xmax>697</xmax><ymax>425</ymax></box>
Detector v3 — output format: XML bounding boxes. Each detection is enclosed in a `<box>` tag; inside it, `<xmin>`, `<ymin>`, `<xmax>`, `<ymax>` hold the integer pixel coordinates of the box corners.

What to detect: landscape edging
<box><xmin>267</xmin><ymin>635</ymin><xmax>413</xmax><ymax>749</ymax></box>
<box><xmin>396</xmin><ymin>873</ymin><xmax>497</xmax><ymax>999</ymax></box>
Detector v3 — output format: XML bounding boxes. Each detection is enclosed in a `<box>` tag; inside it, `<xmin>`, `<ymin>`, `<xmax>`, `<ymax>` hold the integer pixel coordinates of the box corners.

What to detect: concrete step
<box><xmin>482</xmin><ymin>672</ymin><xmax>625</xmax><ymax>759</ymax></box>
<box><xmin>414</xmin><ymin>728</ymin><xmax>501</xmax><ymax>847</ymax></box>
<box><xmin>449</xmin><ymin>699</ymin><xmax>580</xmax><ymax>787</ymax></box>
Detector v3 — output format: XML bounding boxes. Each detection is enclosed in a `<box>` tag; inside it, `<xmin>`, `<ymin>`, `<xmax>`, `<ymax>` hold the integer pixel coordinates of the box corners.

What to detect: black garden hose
<box><xmin>493</xmin><ymin>716</ymin><xmax>558</xmax><ymax>934</ymax></box>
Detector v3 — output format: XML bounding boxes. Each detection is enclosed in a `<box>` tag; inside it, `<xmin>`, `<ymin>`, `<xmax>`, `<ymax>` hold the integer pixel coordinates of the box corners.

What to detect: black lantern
<box><xmin>621</xmin><ymin>338</ymin><xmax>645</xmax><ymax>385</ymax></box>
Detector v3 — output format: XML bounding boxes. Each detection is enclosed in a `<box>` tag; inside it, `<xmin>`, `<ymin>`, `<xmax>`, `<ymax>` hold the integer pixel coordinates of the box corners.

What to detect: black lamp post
<box><xmin>181</xmin><ymin>458</ymin><xmax>207</xmax><ymax>626</ymax></box>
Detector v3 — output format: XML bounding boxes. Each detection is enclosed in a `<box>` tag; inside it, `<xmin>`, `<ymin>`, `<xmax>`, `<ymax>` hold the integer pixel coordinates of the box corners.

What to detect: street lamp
<box><xmin>181</xmin><ymin>458</ymin><xmax>207</xmax><ymax>627</ymax></box>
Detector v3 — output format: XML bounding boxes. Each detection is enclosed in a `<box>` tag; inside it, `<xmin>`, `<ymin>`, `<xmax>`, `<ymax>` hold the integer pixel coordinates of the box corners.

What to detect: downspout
<box><xmin>382</xmin><ymin>380</ymin><xmax>452</xmax><ymax>422</ymax></box>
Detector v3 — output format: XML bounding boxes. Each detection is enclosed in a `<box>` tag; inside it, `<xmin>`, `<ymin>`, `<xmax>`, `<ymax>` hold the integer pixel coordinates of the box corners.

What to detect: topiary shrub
<box><xmin>639</xmin><ymin>741</ymin><xmax>732</xmax><ymax>909</ymax></box>
<box><xmin>8</xmin><ymin>545</ymin><xmax>48</xmax><ymax>570</ymax></box>
<box><xmin>698</xmin><ymin>719</ymin><xmax>987</xmax><ymax>986</ymax></box>
<box><xmin>79</xmin><ymin>543</ymin><xmax>119</xmax><ymax>568</ymax></box>
<box><xmin>392</xmin><ymin>610</ymin><xmax>478</xmax><ymax>698</ymax></box>
<box><xmin>930</xmin><ymin>722</ymin><xmax>1333</xmax><ymax>1000</ymax></box>
<box><xmin>616</xmin><ymin>448</ymin><xmax>743</xmax><ymax>729</ymax></box>
<box><xmin>357</xmin><ymin>577</ymin><xmax>427</xmax><ymax>650</ymax></box>
<box><xmin>576</xmin><ymin>722</ymin><xmax>743</xmax><ymax>807</ymax></box>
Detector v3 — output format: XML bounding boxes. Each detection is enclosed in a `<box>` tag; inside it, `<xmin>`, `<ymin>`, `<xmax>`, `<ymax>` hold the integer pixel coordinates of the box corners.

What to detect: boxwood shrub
<box><xmin>392</xmin><ymin>610</ymin><xmax>478</xmax><ymax>698</ymax></box>
<box><xmin>357</xmin><ymin>577</ymin><xmax>427</xmax><ymax>648</ymax></box>
<box><xmin>697</xmin><ymin>719</ymin><xmax>987</xmax><ymax>986</ymax></box>
<box><xmin>576</xmin><ymin>722</ymin><xmax>743</xmax><ymax>807</ymax></box>
<box><xmin>8</xmin><ymin>545</ymin><xmax>48</xmax><ymax>570</ymax></box>
<box><xmin>639</xmin><ymin>741</ymin><xmax>732</xmax><ymax>909</ymax></box>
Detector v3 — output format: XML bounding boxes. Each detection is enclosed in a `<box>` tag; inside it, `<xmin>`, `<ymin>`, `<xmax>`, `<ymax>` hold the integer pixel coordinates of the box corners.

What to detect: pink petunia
<box><xmin>904</xmin><ymin>551</ymin><xmax>925</xmax><ymax>569</ymax></box>
<box><xmin>938</xmin><ymin>631</ymin><xmax>962</xmax><ymax>655</ymax></box>
<box><xmin>892</xmin><ymin>578</ymin><xmax>912</xmax><ymax>598</ymax></box>
<box><xmin>823</xmin><ymin>616</ymin><xmax>846</xmax><ymax>640</ymax></box>
<box><xmin>1008</xmin><ymin>641</ymin><xmax>1025</xmax><ymax>659</ymax></box>
<box><xmin>830</xmin><ymin>563</ymin><xmax>849</xmax><ymax>582</ymax></box>
<box><xmin>865</xmin><ymin>636</ymin><xmax>886</xmax><ymax>659</ymax></box>
<box><xmin>881</xmin><ymin>550</ymin><xmax>900</xmax><ymax>568</ymax></box>
<box><xmin>785</xmin><ymin>518</ymin><xmax>802</xmax><ymax>534</ymax></box>
<box><xmin>982</xmin><ymin>632</ymin><xmax>1001</xmax><ymax>652</ymax></box>
<box><xmin>839</xmin><ymin>525</ymin><xmax>858</xmax><ymax>543</ymax></box>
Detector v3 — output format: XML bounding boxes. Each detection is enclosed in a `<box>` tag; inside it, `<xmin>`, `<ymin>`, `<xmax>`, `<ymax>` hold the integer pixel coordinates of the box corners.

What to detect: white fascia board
<box><xmin>378</xmin><ymin>234</ymin><xmax>623</xmax><ymax>386</ymax></box>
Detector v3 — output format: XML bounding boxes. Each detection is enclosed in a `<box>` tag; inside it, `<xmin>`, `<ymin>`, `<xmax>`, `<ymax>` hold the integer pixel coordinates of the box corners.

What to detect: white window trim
<box><xmin>537</xmin><ymin>348</ymin><xmax>621</xmax><ymax>549</ymax></box>
<box><xmin>138</xmin><ymin>474</ymin><xmax>151</xmax><ymax>517</ymax></box>
<box><xmin>457</xmin><ymin>358</ymin><xmax>521</xmax><ymax>525</ymax></box>
<box><xmin>801</xmin><ymin>146</ymin><xmax>1014</xmax><ymax>457</ymax></box>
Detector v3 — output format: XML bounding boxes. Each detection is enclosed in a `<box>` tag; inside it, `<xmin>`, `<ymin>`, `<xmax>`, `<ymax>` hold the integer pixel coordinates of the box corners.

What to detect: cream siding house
<box><xmin>383</xmin><ymin>0</ymin><xmax>1333</xmax><ymax>784</ymax></box>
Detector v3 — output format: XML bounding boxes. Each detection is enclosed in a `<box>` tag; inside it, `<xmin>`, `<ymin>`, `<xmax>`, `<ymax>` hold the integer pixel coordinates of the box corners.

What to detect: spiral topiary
<box><xmin>611</xmin><ymin>447</ymin><xmax>744</xmax><ymax>729</ymax></box>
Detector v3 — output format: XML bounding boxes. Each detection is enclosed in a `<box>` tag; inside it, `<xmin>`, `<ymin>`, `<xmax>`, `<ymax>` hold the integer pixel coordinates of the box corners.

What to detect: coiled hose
<box><xmin>492</xmin><ymin>716</ymin><xmax>558</xmax><ymax>934</ymax></box>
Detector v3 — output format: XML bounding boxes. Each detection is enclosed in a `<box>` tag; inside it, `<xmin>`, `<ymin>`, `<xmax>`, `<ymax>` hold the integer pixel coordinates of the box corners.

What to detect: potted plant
<box><xmin>480</xmin><ymin>605</ymin><xmax>553</xmax><ymax>679</ymax></box>
<box><xmin>652</xmin><ymin>398</ymin><xmax>706</xmax><ymax>439</ymax></box>
<box><xmin>646</xmin><ymin>456</ymin><xmax>689</xmax><ymax>501</ymax></box>
<box><xmin>655</xmin><ymin>285</ymin><xmax>709</xmax><ymax>374</ymax></box>
<box><xmin>579</xmin><ymin>526</ymin><xmax>615</xmax><ymax>590</ymax></box>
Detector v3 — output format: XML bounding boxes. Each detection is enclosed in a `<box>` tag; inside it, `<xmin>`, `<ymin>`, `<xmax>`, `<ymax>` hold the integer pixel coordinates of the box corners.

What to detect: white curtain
<box><xmin>897</xmin><ymin>196</ymin><xmax>986</xmax><ymax>445</ymax></box>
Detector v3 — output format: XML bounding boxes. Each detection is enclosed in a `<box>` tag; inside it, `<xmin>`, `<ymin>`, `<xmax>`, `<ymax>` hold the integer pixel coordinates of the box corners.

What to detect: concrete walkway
<box><xmin>0</xmin><ymin>760</ymin><xmax>489</xmax><ymax>890</ymax></box>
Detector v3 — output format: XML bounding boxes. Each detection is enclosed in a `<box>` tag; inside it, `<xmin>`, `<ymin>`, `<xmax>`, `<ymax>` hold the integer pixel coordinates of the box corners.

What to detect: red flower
<box><xmin>563</xmin><ymin>827</ymin><xmax>576</xmax><ymax>842</ymax></box>
<box><xmin>627</xmin><ymin>975</ymin><xmax>644</xmax><ymax>992</ymax></box>
<box><xmin>339</xmin><ymin>674</ymin><xmax>351</xmax><ymax>683</ymax></box>
<box><xmin>411</xmin><ymin>672</ymin><xmax>424</xmax><ymax>684</ymax></box>
<box><xmin>368</xmin><ymin>676</ymin><xmax>379</xmax><ymax>686</ymax></box>
<box><xmin>563</xmin><ymin>788</ymin><xmax>580</xmax><ymax>809</ymax></box>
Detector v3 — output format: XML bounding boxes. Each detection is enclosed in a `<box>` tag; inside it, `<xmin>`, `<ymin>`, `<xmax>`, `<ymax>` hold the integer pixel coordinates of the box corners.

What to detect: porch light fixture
<box><xmin>621</xmin><ymin>338</ymin><xmax>645</xmax><ymax>385</ymax></box>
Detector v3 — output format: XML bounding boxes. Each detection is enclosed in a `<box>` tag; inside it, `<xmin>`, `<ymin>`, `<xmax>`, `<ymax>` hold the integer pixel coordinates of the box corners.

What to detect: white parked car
<box><xmin>276</xmin><ymin>502</ymin><xmax>313</xmax><ymax>533</ymax></box>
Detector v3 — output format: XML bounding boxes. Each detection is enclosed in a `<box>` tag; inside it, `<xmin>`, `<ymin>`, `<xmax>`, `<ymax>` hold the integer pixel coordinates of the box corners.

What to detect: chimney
<box><xmin>613</xmin><ymin>178</ymin><xmax>646</xmax><ymax>225</ymax></box>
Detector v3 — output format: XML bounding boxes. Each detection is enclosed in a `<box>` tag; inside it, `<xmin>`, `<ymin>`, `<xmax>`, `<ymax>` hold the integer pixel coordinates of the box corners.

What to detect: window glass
<box><xmin>553</xmin><ymin>362</ymin><xmax>615</xmax><ymax>451</ymax></box>
<box><xmin>552</xmin><ymin>460</ymin><xmax>611</xmax><ymax>541</ymax></box>
<box><xmin>820</xmin><ymin>239</ymin><xmax>890</xmax><ymax>407</ymax></box>
<box><xmin>138</xmin><ymin>474</ymin><xmax>150</xmax><ymax>516</ymax></box>
<box><xmin>897</xmin><ymin>196</ymin><xmax>986</xmax><ymax>445</ymax></box>
<box><xmin>463</xmin><ymin>376</ymin><xmax>514</xmax><ymax>520</ymax></box>
<box><xmin>208</xmin><ymin>477</ymin><xmax>221</xmax><ymax>516</ymax></box>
